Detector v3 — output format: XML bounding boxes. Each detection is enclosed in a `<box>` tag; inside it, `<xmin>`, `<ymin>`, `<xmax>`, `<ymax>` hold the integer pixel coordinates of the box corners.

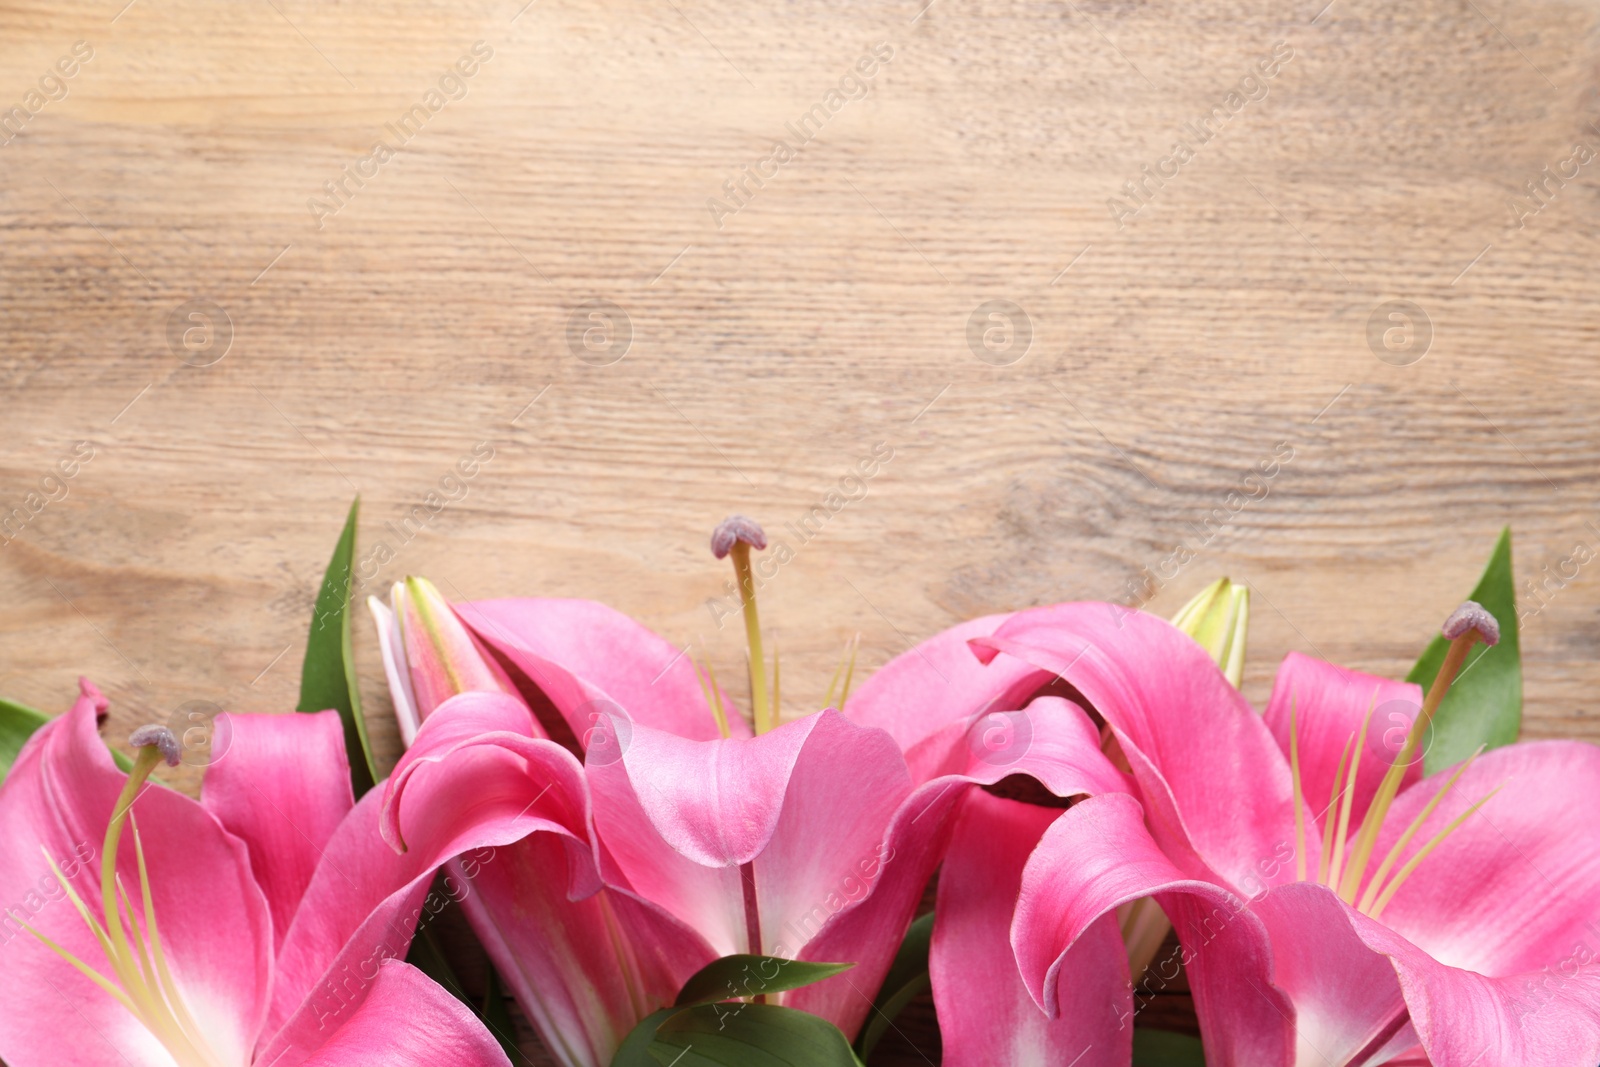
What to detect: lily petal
<box><xmin>901</xmin><ymin>695</ymin><xmax>1134</xmax><ymax>798</ymax></box>
<box><xmin>843</xmin><ymin>613</ymin><xmax>1048</xmax><ymax>757</ymax></box>
<box><xmin>1256</xmin><ymin>877</ymin><xmax>1600</xmax><ymax>1067</ymax></box>
<box><xmin>1349</xmin><ymin>915</ymin><xmax>1600</xmax><ymax>1067</ymax></box>
<box><xmin>975</xmin><ymin>602</ymin><xmax>1300</xmax><ymax>892</ymax></box>
<box><xmin>450</xmin><ymin>840</ymin><xmax>715</xmax><ymax>1067</ymax></box>
<box><xmin>1365</xmin><ymin>740</ymin><xmax>1600</xmax><ymax>978</ymax></box>
<box><xmin>201</xmin><ymin>710</ymin><xmax>354</xmax><ymax>952</ymax></box>
<box><xmin>299</xmin><ymin>959</ymin><xmax>511</xmax><ymax>1067</ymax></box>
<box><xmin>393</xmin><ymin>578</ymin><xmax>520</xmax><ymax>720</ymax></box>
<box><xmin>933</xmin><ymin>790</ymin><xmax>1131</xmax><ymax>1067</ymax></box>
<box><xmin>458</xmin><ymin>597</ymin><xmax>746</xmax><ymax>744</ymax></box>
<box><xmin>785</xmin><ymin>697</ymin><xmax>1129</xmax><ymax>1037</ymax></box>
<box><xmin>0</xmin><ymin>680</ymin><xmax>271</xmax><ymax>1067</ymax></box>
<box><xmin>587</xmin><ymin>711</ymin><xmax>913</xmax><ymax>959</ymax></box>
<box><xmin>1245</xmin><ymin>883</ymin><xmax>1410</xmax><ymax>1067</ymax></box>
<box><xmin>369</xmin><ymin>595</ymin><xmax>420</xmax><ymax>746</ymax></box>
<box><xmin>264</xmin><ymin>693</ymin><xmax>593</xmax><ymax>1061</ymax></box>
<box><xmin>380</xmin><ymin>690</ymin><xmax>716</xmax><ymax>1067</ymax></box>
<box><xmin>1262</xmin><ymin>652</ymin><xmax>1423</xmax><ymax>834</ymax></box>
<box><xmin>1012</xmin><ymin>793</ymin><xmax>1293</xmax><ymax>1067</ymax></box>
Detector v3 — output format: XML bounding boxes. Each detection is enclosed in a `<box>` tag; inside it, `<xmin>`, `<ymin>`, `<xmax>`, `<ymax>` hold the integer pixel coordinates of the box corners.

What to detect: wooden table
<box><xmin>3</xmin><ymin>0</ymin><xmax>1597</xmax><ymax>1061</ymax></box>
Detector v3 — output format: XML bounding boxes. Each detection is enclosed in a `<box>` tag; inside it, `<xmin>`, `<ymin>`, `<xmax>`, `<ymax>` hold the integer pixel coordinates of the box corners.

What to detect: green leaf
<box><xmin>481</xmin><ymin>961</ymin><xmax>522</xmax><ymax>1063</ymax></box>
<box><xmin>1409</xmin><ymin>527</ymin><xmax>1522</xmax><ymax>774</ymax></box>
<box><xmin>0</xmin><ymin>697</ymin><xmax>49</xmax><ymax>778</ymax></box>
<box><xmin>297</xmin><ymin>497</ymin><xmax>376</xmax><ymax>795</ymax></box>
<box><xmin>853</xmin><ymin>912</ymin><xmax>933</xmax><ymax>1060</ymax></box>
<box><xmin>675</xmin><ymin>955</ymin><xmax>854</xmax><ymax>1008</ymax></box>
<box><xmin>650</xmin><ymin>1003</ymin><xmax>862</xmax><ymax>1067</ymax></box>
<box><xmin>1133</xmin><ymin>1028</ymin><xmax>1206</xmax><ymax>1066</ymax></box>
<box><xmin>405</xmin><ymin>919</ymin><xmax>524</xmax><ymax>1063</ymax></box>
<box><xmin>611</xmin><ymin>1008</ymin><xmax>680</xmax><ymax>1067</ymax></box>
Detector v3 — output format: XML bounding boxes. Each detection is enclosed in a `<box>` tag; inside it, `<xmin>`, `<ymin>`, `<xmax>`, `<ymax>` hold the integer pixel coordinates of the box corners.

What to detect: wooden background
<box><xmin>3</xmin><ymin>0</ymin><xmax>1599</xmax><ymax>1060</ymax></box>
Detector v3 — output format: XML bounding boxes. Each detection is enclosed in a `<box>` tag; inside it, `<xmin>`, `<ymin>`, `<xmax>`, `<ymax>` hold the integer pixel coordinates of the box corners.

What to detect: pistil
<box><xmin>1335</xmin><ymin>601</ymin><xmax>1500</xmax><ymax>903</ymax></box>
<box><xmin>712</xmin><ymin>516</ymin><xmax>774</xmax><ymax>734</ymax></box>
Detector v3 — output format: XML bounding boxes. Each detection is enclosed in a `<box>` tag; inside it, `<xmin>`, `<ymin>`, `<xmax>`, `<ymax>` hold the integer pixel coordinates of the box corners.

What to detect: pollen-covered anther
<box><xmin>129</xmin><ymin>724</ymin><xmax>181</xmax><ymax>767</ymax></box>
<box><xmin>1442</xmin><ymin>600</ymin><xmax>1500</xmax><ymax>646</ymax></box>
<box><xmin>710</xmin><ymin>515</ymin><xmax>768</xmax><ymax>559</ymax></box>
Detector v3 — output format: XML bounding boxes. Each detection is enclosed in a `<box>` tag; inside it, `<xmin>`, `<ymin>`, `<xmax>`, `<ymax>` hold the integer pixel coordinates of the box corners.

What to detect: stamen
<box><xmin>693</xmin><ymin>657</ymin><xmax>732</xmax><ymax>739</ymax></box>
<box><xmin>837</xmin><ymin>636</ymin><xmax>860</xmax><ymax>708</ymax></box>
<box><xmin>712</xmin><ymin>515</ymin><xmax>773</xmax><ymax>733</ymax></box>
<box><xmin>1356</xmin><ymin>747</ymin><xmax>1484</xmax><ymax>914</ymax></box>
<box><xmin>822</xmin><ymin>635</ymin><xmax>861</xmax><ymax>710</ymax></box>
<box><xmin>1368</xmin><ymin>783</ymin><xmax>1505</xmax><ymax>920</ymax></box>
<box><xmin>1289</xmin><ymin>702</ymin><xmax>1307</xmax><ymax>882</ymax></box>
<box><xmin>1335</xmin><ymin>694</ymin><xmax>1382</xmax><ymax>901</ymax></box>
<box><xmin>1318</xmin><ymin>734</ymin><xmax>1355</xmax><ymax>885</ymax></box>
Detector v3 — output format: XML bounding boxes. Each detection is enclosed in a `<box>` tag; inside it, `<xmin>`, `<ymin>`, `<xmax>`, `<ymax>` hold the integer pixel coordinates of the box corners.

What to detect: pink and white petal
<box><xmin>0</xmin><ymin>680</ymin><xmax>271</xmax><ymax>1067</ymax></box>
<box><xmin>586</xmin><ymin>712</ymin><xmax>914</xmax><ymax>960</ymax></box>
<box><xmin>368</xmin><ymin>595</ymin><xmax>421</xmax><ymax>746</ymax></box>
<box><xmin>264</xmin><ymin>699</ymin><xmax>594</xmax><ymax>1058</ymax></box>
<box><xmin>451</xmin><ymin>839</ymin><xmax>717</xmax><ymax>1067</ymax></box>
<box><xmin>747</xmin><ymin>714</ymin><xmax>913</xmax><ymax>956</ymax></box>
<box><xmin>585</xmin><ymin>746</ymin><xmax>746</xmax><ymax>956</ymax></box>
<box><xmin>780</xmin><ymin>768</ymin><xmax>968</xmax><ymax>1035</ymax></box>
<box><xmin>1351</xmin><ymin>918</ymin><xmax>1600</xmax><ymax>1067</ymax></box>
<box><xmin>975</xmin><ymin>603</ymin><xmax>1301</xmax><ymax>892</ymax></box>
<box><xmin>458</xmin><ymin>597</ymin><xmax>746</xmax><ymax>744</ymax></box>
<box><xmin>933</xmin><ymin>790</ymin><xmax>1131</xmax><ymax>1067</ymax></box>
<box><xmin>1012</xmin><ymin>793</ymin><xmax>1293</xmax><ymax>1067</ymax></box>
<box><xmin>201</xmin><ymin>710</ymin><xmax>354</xmax><ymax>952</ymax></box>
<box><xmin>1246</xmin><ymin>884</ymin><xmax>1410</xmax><ymax>1067</ymax></box>
<box><xmin>597</xmin><ymin>715</ymin><xmax>817</xmax><ymax>869</ymax></box>
<box><xmin>379</xmin><ymin>690</ymin><xmax>547</xmax><ymax>851</ymax></box>
<box><xmin>842</xmin><ymin>613</ymin><xmax>1047</xmax><ymax>755</ymax></box>
<box><xmin>1361</xmin><ymin>740</ymin><xmax>1600</xmax><ymax>979</ymax></box>
<box><xmin>396</xmin><ymin>581</ymin><xmax>520</xmax><ymax>721</ymax></box>
<box><xmin>1262</xmin><ymin>652</ymin><xmax>1422</xmax><ymax>834</ymax></box>
<box><xmin>295</xmin><ymin>959</ymin><xmax>511</xmax><ymax>1067</ymax></box>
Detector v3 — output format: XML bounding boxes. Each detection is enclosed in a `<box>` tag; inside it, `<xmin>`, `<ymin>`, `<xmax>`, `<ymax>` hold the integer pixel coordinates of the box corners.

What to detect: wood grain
<box><xmin>3</xmin><ymin>0</ymin><xmax>1599</xmax><ymax>1060</ymax></box>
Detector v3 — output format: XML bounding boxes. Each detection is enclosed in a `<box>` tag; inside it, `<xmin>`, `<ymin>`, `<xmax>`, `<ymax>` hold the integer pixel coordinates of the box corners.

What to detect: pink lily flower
<box><xmin>848</xmin><ymin>582</ymin><xmax>1247</xmax><ymax>1066</ymax></box>
<box><xmin>0</xmin><ymin>678</ymin><xmax>518</xmax><ymax>1067</ymax></box>
<box><xmin>370</xmin><ymin>520</ymin><xmax>1131</xmax><ymax>1067</ymax></box>
<box><xmin>984</xmin><ymin>600</ymin><xmax>1600</xmax><ymax>1066</ymax></box>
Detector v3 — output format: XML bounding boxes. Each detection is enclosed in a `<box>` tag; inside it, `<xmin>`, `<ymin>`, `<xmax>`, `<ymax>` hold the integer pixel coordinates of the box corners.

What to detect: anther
<box><xmin>129</xmin><ymin>725</ymin><xmax>181</xmax><ymax>767</ymax></box>
<box><xmin>1442</xmin><ymin>600</ymin><xmax>1500</xmax><ymax>646</ymax></box>
<box><xmin>711</xmin><ymin>515</ymin><xmax>767</xmax><ymax>559</ymax></box>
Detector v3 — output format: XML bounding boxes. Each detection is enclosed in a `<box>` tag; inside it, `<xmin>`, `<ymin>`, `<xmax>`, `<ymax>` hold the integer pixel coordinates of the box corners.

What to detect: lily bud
<box><xmin>1170</xmin><ymin>577</ymin><xmax>1251</xmax><ymax>688</ymax></box>
<box><xmin>368</xmin><ymin>576</ymin><xmax>517</xmax><ymax>746</ymax></box>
